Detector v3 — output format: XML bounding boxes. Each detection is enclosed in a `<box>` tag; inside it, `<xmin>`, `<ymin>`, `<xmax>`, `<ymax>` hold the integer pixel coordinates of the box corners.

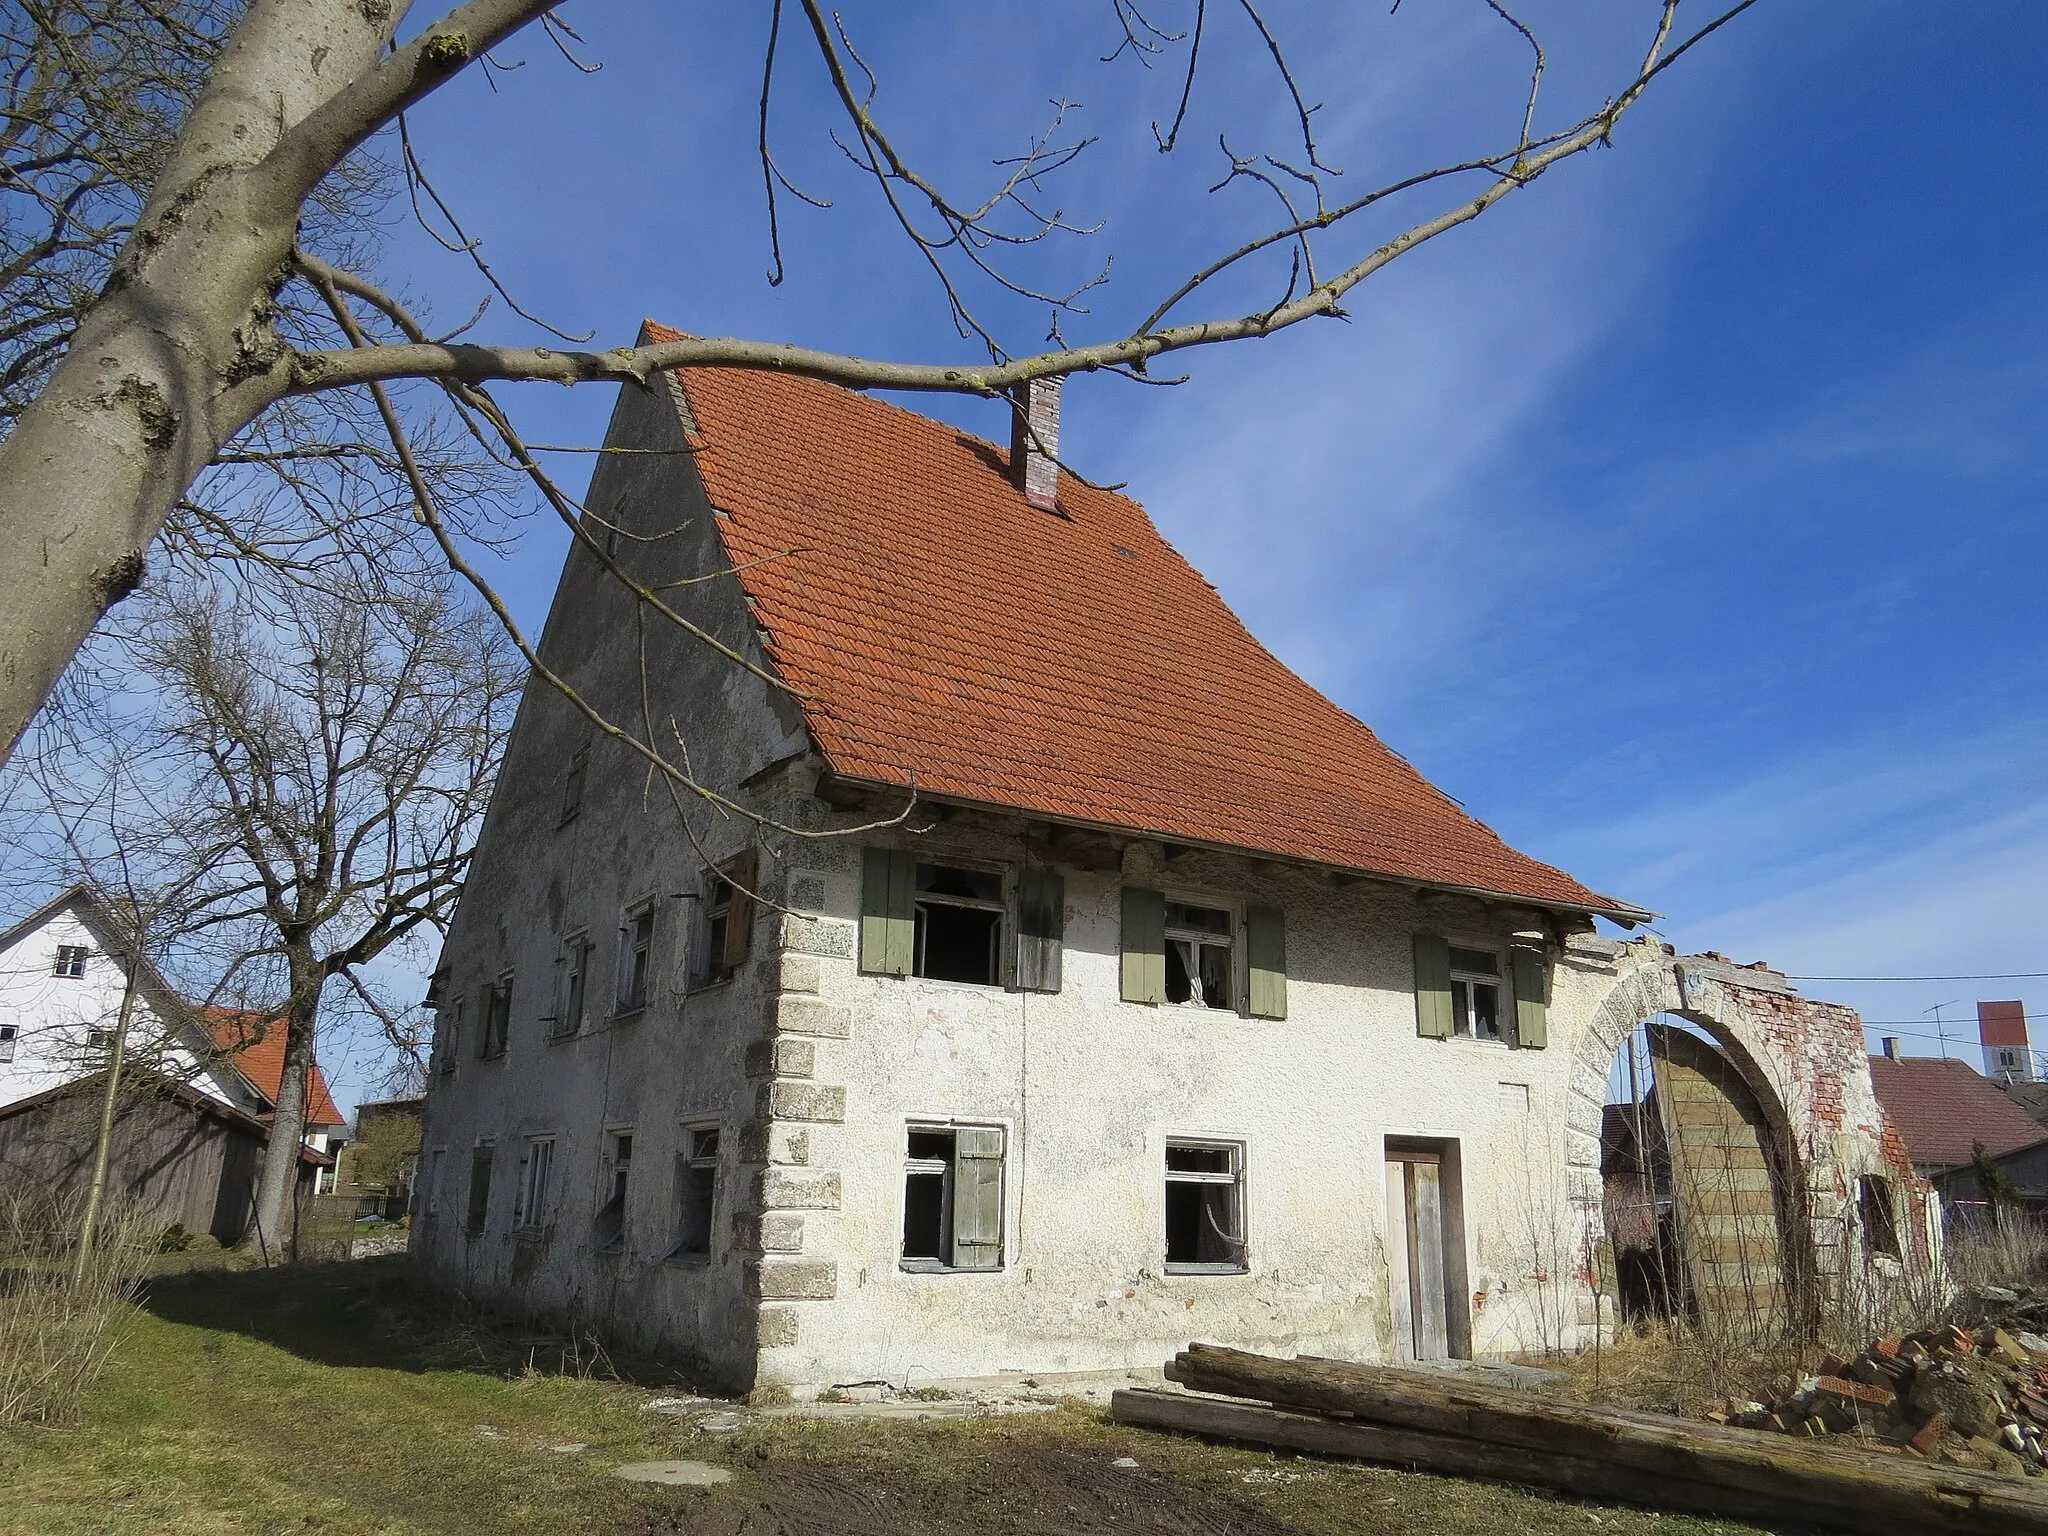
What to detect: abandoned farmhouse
<box><xmin>415</xmin><ymin>332</ymin><xmax>1931</xmax><ymax>1392</ymax></box>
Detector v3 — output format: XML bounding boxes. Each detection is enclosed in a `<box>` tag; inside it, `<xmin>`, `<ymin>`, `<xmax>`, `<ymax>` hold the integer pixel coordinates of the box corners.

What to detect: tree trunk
<box><xmin>0</xmin><ymin>0</ymin><xmax>395</xmax><ymax>762</ymax></box>
<box><xmin>244</xmin><ymin>959</ymin><xmax>324</xmax><ymax>1262</ymax></box>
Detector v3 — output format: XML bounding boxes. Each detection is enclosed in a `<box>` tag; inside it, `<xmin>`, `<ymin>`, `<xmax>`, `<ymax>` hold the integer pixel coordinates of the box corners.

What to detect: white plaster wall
<box><xmin>761</xmin><ymin>821</ymin><xmax>1617</xmax><ymax>1387</ymax></box>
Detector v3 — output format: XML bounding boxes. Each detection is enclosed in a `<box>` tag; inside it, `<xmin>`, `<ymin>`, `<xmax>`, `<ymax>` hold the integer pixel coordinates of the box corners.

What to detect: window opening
<box><xmin>517</xmin><ymin>1136</ymin><xmax>555</xmax><ymax>1228</ymax></box>
<box><xmin>481</xmin><ymin>974</ymin><xmax>512</xmax><ymax>1057</ymax></box>
<box><xmin>698</xmin><ymin>876</ymin><xmax>735</xmax><ymax>986</ymax></box>
<box><xmin>595</xmin><ymin>1132</ymin><xmax>632</xmax><ymax>1252</ymax></box>
<box><xmin>1164</xmin><ymin>902</ymin><xmax>1233</xmax><ymax>1009</ymax></box>
<box><xmin>85</xmin><ymin>1027</ymin><xmax>111</xmax><ymax>1051</ymax></box>
<box><xmin>1859</xmin><ymin>1175</ymin><xmax>1901</xmax><ymax>1260</ymax></box>
<box><xmin>620</xmin><ymin>904</ymin><xmax>656</xmax><ymax>1012</ymax></box>
<box><xmin>466</xmin><ymin>1142</ymin><xmax>494</xmax><ymax>1238</ymax></box>
<box><xmin>1448</xmin><ymin>946</ymin><xmax>1503</xmax><ymax>1041</ymax></box>
<box><xmin>436</xmin><ymin>996</ymin><xmax>463</xmax><ymax>1074</ymax></box>
<box><xmin>53</xmin><ymin>945</ymin><xmax>88</xmax><ymax>978</ymax></box>
<box><xmin>554</xmin><ymin>937</ymin><xmax>589</xmax><ymax>1038</ymax></box>
<box><xmin>1165</xmin><ymin>1140</ymin><xmax>1246</xmax><ymax>1272</ymax></box>
<box><xmin>426</xmin><ymin>1148</ymin><xmax>446</xmax><ymax>1218</ymax></box>
<box><xmin>560</xmin><ymin>747</ymin><xmax>588</xmax><ymax>824</ymax></box>
<box><xmin>912</xmin><ymin>864</ymin><xmax>1003</xmax><ymax>985</ymax></box>
<box><xmin>670</xmin><ymin>1126</ymin><xmax>719</xmax><ymax>1259</ymax></box>
<box><xmin>900</xmin><ymin>1124</ymin><xmax>1005</xmax><ymax>1271</ymax></box>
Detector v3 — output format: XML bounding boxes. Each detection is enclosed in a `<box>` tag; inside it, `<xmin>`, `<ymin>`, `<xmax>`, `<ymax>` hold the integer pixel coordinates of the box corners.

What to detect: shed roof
<box><xmin>1867</xmin><ymin>1054</ymin><xmax>2048</xmax><ymax>1170</ymax></box>
<box><xmin>657</xmin><ymin>334</ymin><xmax>1639</xmax><ymax>918</ymax></box>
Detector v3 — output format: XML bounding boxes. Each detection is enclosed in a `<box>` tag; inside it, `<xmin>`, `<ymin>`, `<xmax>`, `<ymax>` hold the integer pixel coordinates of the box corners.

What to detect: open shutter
<box><xmin>1511</xmin><ymin>946</ymin><xmax>1549</xmax><ymax>1049</ymax></box>
<box><xmin>951</xmin><ymin>1126</ymin><xmax>1005</xmax><ymax>1270</ymax></box>
<box><xmin>1246</xmin><ymin>904</ymin><xmax>1287</xmax><ymax>1020</ymax></box>
<box><xmin>1121</xmin><ymin>887</ymin><xmax>1166</xmax><ymax>1004</ymax></box>
<box><xmin>859</xmin><ymin>847</ymin><xmax>915</xmax><ymax>976</ymax></box>
<box><xmin>1014</xmin><ymin>866</ymin><xmax>1064</xmax><ymax>993</ymax></box>
<box><xmin>1412</xmin><ymin>933</ymin><xmax>1453</xmax><ymax>1039</ymax></box>
<box><xmin>466</xmin><ymin>1145</ymin><xmax>493</xmax><ymax>1237</ymax></box>
<box><xmin>721</xmin><ymin>848</ymin><xmax>758</xmax><ymax>972</ymax></box>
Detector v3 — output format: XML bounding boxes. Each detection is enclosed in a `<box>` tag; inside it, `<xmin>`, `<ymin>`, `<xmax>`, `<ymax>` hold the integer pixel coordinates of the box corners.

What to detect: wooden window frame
<box><xmin>52</xmin><ymin>944</ymin><xmax>88</xmax><ymax>979</ymax></box>
<box><xmin>667</xmin><ymin>1123</ymin><xmax>721</xmax><ymax>1263</ymax></box>
<box><xmin>617</xmin><ymin>899</ymin><xmax>657</xmax><ymax>1016</ymax></box>
<box><xmin>1164</xmin><ymin>1137</ymin><xmax>1248</xmax><ymax>1275</ymax></box>
<box><xmin>899</xmin><ymin>1120</ymin><xmax>1007</xmax><ymax>1274</ymax></box>
<box><xmin>594</xmin><ymin>1128</ymin><xmax>633</xmax><ymax>1253</ymax></box>
<box><xmin>479</xmin><ymin>972</ymin><xmax>513</xmax><ymax>1059</ymax></box>
<box><xmin>515</xmin><ymin>1134</ymin><xmax>556</xmax><ymax>1232</ymax></box>
<box><xmin>1162</xmin><ymin>897</ymin><xmax>1238</xmax><ymax>1012</ymax></box>
<box><xmin>911</xmin><ymin>861</ymin><xmax>1008</xmax><ymax>988</ymax></box>
<box><xmin>1446</xmin><ymin>943</ymin><xmax>1506</xmax><ymax>1044</ymax></box>
<box><xmin>550</xmin><ymin>934</ymin><xmax>590</xmax><ymax>1040</ymax></box>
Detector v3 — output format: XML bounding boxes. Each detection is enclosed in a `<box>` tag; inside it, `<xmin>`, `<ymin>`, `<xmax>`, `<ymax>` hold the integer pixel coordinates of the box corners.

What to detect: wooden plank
<box><xmin>1163</xmin><ymin>1346</ymin><xmax>2048</xmax><ymax>1534</ymax></box>
<box><xmin>1384</xmin><ymin>1161</ymin><xmax>1414</xmax><ymax>1361</ymax></box>
<box><xmin>1410</xmin><ymin>1161</ymin><xmax>1449</xmax><ymax>1361</ymax></box>
<box><xmin>1113</xmin><ymin>1389</ymin><xmax>1856</xmax><ymax>1535</ymax></box>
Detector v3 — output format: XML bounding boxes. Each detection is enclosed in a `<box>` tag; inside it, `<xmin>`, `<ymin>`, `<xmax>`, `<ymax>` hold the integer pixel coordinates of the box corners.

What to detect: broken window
<box><xmin>1164</xmin><ymin>902</ymin><xmax>1233</xmax><ymax>1009</ymax></box>
<box><xmin>669</xmin><ymin>1126</ymin><xmax>720</xmax><ymax>1260</ymax></box>
<box><xmin>913</xmin><ymin>863</ymin><xmax>1003</xmax><ymax>986</ymax></box>
<box><xmin>900</xmin><ymin>1124</ymin><xmax>1005</xmax><ymax>1272</ymax></box>
<box><xmin>1859</xmin><ymin>1175</ymin><xmax>1901</xmax><ymax>1260</ymax></box>
<box><xmin>479</xmin><ymin>974</ymin><xmax>512</xmax><ymax>1058</ymax></box>
<box><xmin>516</xmin><ymin>1135</ymin><xmax>555</xmax><ymax>1229</ymax></box>
<box><xmin>560</xmin><ymin>746</ymin><xmax>589</xmax><ymax>825</ymax></box>
<box><xmin>436</xmin><ymin>996</ymin><xmax>463</xmax><ymax>1074</ymax></box>
<box><xmin>1448</xmin><ymin>947</ymin><xmax>1503</xmax><ymax>1041</ymax></box>
<box><xmin>1165</xmin><ymin>1140</ymin><xmax>1246</xmax><ymax>1273</ymax></box>
<box><xmin>619</xmin><ymin>902</ymin><xmax>656</xmax><ymax>1012</ymax></box>
<box><xmin>595</xmin><ymin>1131</ymin><xmax>633</xmax><ymax>1252</ymax></box>
<box><xmin>693</xmin><ymin>852</ymin><xmax>755</xmax><ymax>987</ymax></box>
<box><xmin>53</xmin><ymin>945</ymin><xmax>88</xmax><ymax>979</ymax></box>
<box><xmin>466</xmin><ymin>1141</ymin><xmax>494</xmax><ymax>1238</ymax></box>
<box><xmin>552</xmin><ymin>936</ymin><xmax>589</xmax><ymax>1039</ymax></box>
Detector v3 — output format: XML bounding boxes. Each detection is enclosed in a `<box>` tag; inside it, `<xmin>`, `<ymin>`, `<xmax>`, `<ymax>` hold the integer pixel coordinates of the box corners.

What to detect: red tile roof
<box><xmin>1867</xmin><ymin>1054</ymin><xmax>2048</xmax><ymax>1170</ymax></box>
<box><xmin>653</xmin><ymin>330</ymin><xmax>1637</xmax><ymax>916</ymax></box>
<box><xmin>202</xmin><ymin>1008</ymin><xmax>345</xmax><ymax>1129</ymax></box>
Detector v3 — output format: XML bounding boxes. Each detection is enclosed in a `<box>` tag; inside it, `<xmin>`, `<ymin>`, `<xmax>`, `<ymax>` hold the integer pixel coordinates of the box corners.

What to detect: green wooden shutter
<box><xmin>1511</xmin><ymin>945</ymin><xmax>1549</xmax><ymax>1049</ymax></box>
<box><xmin>1014</xmin><ymin>867</ymin><xmax>1064</xmax><ymax>993</ymax></box>
<box><xmin>951</xmin><ymin>1126</ymin><xmax>1005</xmax><ymax>1270</ymax></box>
<box><xmin>1412</xmin><ymin>933</ymin><xmax>1453</xmax><ymax>1039</ymax></box>
<box><xmin>859</xmin><ymin>847</ymin><xmax>915</xmax><ymax>976</ymax></box>
<box><xmin>1121</xmin><ymin>887</ymin><xmax>1165</xmax><ymax>1004</ymax></box>
<box><xmin>1246</xmin><ymin>904</ymin><xmax>1287</xmax><ymax>1019</ymax></box>
<box><xmin>721</xmin><ymin>848</ymin><xmax>758</xmax><ymax>972</ymax></box>
<box><xmin>466</xmin><ymin>1144</ymin><xmax>494</xmax><ymax>1238</ymax></box>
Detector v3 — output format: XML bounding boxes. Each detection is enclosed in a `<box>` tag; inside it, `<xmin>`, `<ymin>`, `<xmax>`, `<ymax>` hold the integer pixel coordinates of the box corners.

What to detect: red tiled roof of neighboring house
<box><xmin>202</xmin><ymin>1008</ymin><xmax>345</xmax><ymax>1129</ymax></box>
<box><xmin>654</xmin><ymin>332</ymin><xmax>1639</xmax><ymax>917</ymax></box>
<box><xmin>1867</xmin><ymin>1054</ymin><xmax>2048</xmax><ymax>1170</ymax></box>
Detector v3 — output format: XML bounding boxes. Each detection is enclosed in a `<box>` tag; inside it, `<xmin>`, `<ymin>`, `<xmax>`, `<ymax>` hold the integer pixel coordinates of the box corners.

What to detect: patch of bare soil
<box><xmin>633</xmin><ymin>1439</ymin><xmax>1310</xmax><ymax>1536</ymax></box>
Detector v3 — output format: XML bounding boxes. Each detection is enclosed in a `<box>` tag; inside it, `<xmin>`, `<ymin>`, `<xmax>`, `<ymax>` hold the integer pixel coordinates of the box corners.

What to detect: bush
<box><xmin>0</xmin><ymin>1192</ymin><xmax>152</xmax><ymax>1426</ymax></box>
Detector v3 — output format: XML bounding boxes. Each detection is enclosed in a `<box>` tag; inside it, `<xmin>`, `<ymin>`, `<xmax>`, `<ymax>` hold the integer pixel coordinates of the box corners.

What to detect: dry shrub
<box><xmin>1944</xmin><ymin>1211</ymin><xmax>2048</xmax><ymax>1296</ymax></box>
<box><xmin>0</xmin><ymin>1190</ymin><xmax>153</xmax><ymax>1426</ymax></box>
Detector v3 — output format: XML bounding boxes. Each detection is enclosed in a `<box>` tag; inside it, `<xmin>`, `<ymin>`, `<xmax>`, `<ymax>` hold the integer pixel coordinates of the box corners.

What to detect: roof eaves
<box><xmin>822</xmin><ymin>774</ymin><xmax>1655</xmax><ymax>924</ymax></box>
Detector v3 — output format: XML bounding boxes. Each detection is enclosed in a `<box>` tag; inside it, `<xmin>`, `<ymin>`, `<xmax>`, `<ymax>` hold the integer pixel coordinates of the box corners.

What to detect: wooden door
<box><xmin>1386</xmin><ymin>1150</ymin><xmax>1450</xmax><ymax>1360</ymax></box>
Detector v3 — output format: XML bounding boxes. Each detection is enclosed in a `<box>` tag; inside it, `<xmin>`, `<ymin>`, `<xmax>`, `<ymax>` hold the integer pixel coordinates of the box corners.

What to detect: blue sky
<box><xmin>311</xmin><ymin>2</ymin><xmax>2048</xmax><ymax>1112</ymax></box>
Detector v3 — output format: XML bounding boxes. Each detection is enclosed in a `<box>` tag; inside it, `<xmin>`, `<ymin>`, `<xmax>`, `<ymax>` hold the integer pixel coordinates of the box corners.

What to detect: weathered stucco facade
<box><xmin>413</xmin><ymin>362</ymin><xmax>1927</xmax><ymax>1392</ymax></box>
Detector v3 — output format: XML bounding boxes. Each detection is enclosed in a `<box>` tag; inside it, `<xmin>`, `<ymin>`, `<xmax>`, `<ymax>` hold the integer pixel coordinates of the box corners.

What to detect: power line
<box><xmin>1785</xmin><ymin>971</ymin><xmax>2048</xmax><ymax>982</ymax></box>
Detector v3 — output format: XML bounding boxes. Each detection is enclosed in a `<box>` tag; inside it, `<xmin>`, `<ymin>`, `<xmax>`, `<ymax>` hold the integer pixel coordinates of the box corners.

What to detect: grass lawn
<box><xmin>0</xmin><ymin>1258</ymin><xmax>1787</xmax><ymax>1535</ymax></box>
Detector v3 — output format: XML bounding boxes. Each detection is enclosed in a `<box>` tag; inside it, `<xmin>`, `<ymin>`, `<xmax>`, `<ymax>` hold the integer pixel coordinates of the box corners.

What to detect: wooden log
<box><xmin>1112</xmin><ymin>1389</ymin><xmax>1848</xmax><ymax>1534</ymax></box>
<box><xmin>1162</xmin><ymin>1345</ymin><xmax>2048</xmax><ymax>1536</ymax></box>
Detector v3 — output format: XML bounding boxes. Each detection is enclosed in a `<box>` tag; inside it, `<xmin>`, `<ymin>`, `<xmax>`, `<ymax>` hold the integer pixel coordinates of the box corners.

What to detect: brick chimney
<box><xmin>1008</xmin><ymin>377</ymin><xmax>1063</xmax><ymax>511</ymax></box>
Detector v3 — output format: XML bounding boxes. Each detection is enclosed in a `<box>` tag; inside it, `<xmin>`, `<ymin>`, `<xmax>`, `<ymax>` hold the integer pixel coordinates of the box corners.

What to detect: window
<box><xmin>53</xmin><ymin>945</ymin><xmax>88</xmax><ymax>978</ymax></box>
<box><xmin>516</xmin><ymin>1135</ymin><xmax>555</xmax><ymax>1229</ymax></box>
<box><xmin>85</xmin><ymin>1027</ymin><xmax>112</xmax><ymax>1051</ymax></box>
<box><xmin>693</xmin><ymin>851</ymin><xmax>755</xmax><ymax>987</ymax></box>
<box><xmin>426</xmin><ymin>1147</ymin><xmax>446</xmax><ymax>1218</ymax></box>
<box><xmin>1448</xmin><ymin>947</ymin><xmax>1503</xmax><ymax>1042</ymax></box>
<box><xmin>1165</xmin><ymin>902</ymin><xmax>1233</xmax><ymax>1009</ymax></box>
<box><xmin>479</xmin><ymin>974</ymin><xmax>512</xmax><ymax>1058</ymax></box>
<box><xmin>560</xmin><ymin>746</ymin><xmax>589</xmax><ymax>825</ymax></box>
<box><xmin>0</xmin><ymin>1022</ymin><xmax>15</xmax><ymax>1062</ymax></box>
<box><xmin>913</xmin><ymin>863</ymin><xmax>1004</xmax><ymax>985</ymax></box>
<box><xmin>669</xmin><ymin>1126</ymin><xmax>720</xmax><ymax>1260</ymax></box>
<box><xmin>1165</xmin><ymin>1140</ymin><xmax>1246</xmax><ymax>1273</ymax></box>
<box><xmin>900</xmin><ymin>1124</ymin><xmax>1005</xmax><ymax>1272</ymax></box>
<box><xmin>619</xmin><ymin>902</ymin><xmax>656</xmax><ymax>1013</ymax></box>
<box><xmin>436</xmin><ymin>996</ymin><xmax>463</xmax><ymax>1074</ymax></box>
<box><xmin>552</xmin><ymin>936</ymin><xmax>589</xmax><ymax>1039</ymax></box>
<box><xmin>466</xmin><ymin>1141</ymin><xmax>494</xmax><ymax>1238</ymax></box>
<box><xmin>1860</xmin><ymin>1175</ymin><xmax>1901</xmax><ymax>1260</ymax></box>
<box><xmin>594</xmin><ymin>1131</ymin><xmax>633</xmax><ymax>1252</ymax></box>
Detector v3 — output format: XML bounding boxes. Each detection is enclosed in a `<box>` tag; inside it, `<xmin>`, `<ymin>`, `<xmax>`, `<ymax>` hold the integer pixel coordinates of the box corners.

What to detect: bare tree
<box><xmin>26</xmin><ymin>571</ymin><xmax>521</xmax><ymax>1256</ymax></box>
<box><xmin>0</xmin><ymin>0</ymin><xmax>1762</xmax><ymax>769</ymax></box>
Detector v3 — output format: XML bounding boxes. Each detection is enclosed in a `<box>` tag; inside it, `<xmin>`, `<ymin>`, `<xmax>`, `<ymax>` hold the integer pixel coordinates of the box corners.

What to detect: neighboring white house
<box><xmin>414</xmin><ymin>340</ymin><xmax>1925</xmax><ymax>1394</ymax></box>
<box><xmin>0</xmin><ymin>886</ymin><xmax>347</xmax><ymax>1170</ymax></box>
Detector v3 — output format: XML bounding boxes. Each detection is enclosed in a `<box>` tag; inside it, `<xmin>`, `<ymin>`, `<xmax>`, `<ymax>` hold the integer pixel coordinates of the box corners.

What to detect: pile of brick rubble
<box><xmin>1708</xmin><ymin>1291</ymin><xmax>2048</xmax><ymax>1477</ymax></box>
